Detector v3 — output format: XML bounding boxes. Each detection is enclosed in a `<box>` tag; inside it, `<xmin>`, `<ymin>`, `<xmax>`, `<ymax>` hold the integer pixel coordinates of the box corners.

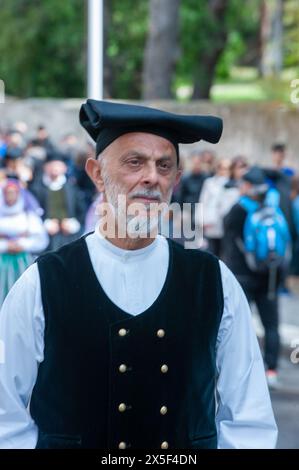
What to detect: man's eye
<box><xmin>159</xmin><ymin>162</ymin><xmax>171</xmax><ymax>170</ymax></box>
<box><xmin>129</xmin><ymin>159</ymin><xmax>141</xmax><ymax>166</ymax></box>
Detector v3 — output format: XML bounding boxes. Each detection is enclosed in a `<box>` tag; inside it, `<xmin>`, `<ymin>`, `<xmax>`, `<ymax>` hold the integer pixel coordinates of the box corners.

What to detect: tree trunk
<box><xmin>142</xmin><ymin>0</ymin><xmax>180</xmax><ymax>99</ymax></box>
<box><xmin>192</xmin><ymin>0</ymin><xmax>229</xmax><ymax>100</ymax></box>
<box><xmin>259</xmin><ymin>0</ymin><xmax>284</xmax><ymax>77</ymax></box>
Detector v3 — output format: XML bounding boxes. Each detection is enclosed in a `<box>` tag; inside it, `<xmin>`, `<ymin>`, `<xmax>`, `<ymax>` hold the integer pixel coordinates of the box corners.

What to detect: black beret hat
<box><xmin>45</xmin><ymin>149</ymin><xmax>68</xmax><ymax>163</ymax></box>
<box><xmin>242</xmin><ymin>166</ymin><xmax>269</xmax><ymax>194</ymax></box>
<box><xmin>4</xmin><ymin>147</ymin><xmax>23</xmax><ymax>160</ymax></box>
<box><xmin>242</xmin><ymin>166</ymin><xmax>266</xmax><ymax>185</ymax></box>
<box><xmin>79</xmin><ymin>100</ymin><xmax>223</xmax><ymax>159</ymax></box>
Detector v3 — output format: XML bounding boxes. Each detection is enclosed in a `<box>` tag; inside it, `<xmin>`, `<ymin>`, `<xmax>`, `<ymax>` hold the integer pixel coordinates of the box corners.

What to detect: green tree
<box><xmin>178</xmin><ymin>0</ymin><xmax>261</xmax><ymax>98</ymax></box>
<box><xmin>107</xmin><ymin>0</ymin><xmax>148</xmax><ymax>99</ymax></box>
<box><xmin>142</xmin><ymin>0</ymin><xmax>181</xmax><ymax>99</ymax></box>
<box><xmin>284</xmin><ymin>0</ymin><xmax>299</xmax><ymax>69</ymax></box>
<box><xmin>0</xmin><ymin>0</ymin><xmax>85</xmax><ymax>97</ymax></box>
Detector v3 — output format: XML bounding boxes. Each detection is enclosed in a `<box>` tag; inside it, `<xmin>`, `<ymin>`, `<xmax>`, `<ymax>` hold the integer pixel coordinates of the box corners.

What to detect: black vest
<box><xmin>30</xmin><ymin>236</ymin><xmax>224</xmax><ymax>449</ymax></box>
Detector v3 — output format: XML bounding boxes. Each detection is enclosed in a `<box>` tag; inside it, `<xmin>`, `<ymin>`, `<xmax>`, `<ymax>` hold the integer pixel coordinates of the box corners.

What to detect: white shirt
<box><xmin>0</xmin><ymin>212</ymin><xmax>48</xmax><ymax>253</ymax></box>
<box><xmin>0</xmin><ymin>227</ymin><xmax>278</xmax><ymax>449</ymax></box>
<box><xmin>199</xmin><ymin>175</ymin><xmax>228</xmax><ymax>238</ymax></box>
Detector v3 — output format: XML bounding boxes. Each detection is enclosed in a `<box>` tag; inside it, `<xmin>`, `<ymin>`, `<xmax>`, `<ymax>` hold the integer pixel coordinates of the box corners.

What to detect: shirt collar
<box><xmin>93</xmin><ymin>221</ymin><xmax>159</xmax><ymax>261</ymax></box>
<box><xmin>42</xmin><ymin>174</ymin><xmax>67</xmax><ymax>191</ymax></box>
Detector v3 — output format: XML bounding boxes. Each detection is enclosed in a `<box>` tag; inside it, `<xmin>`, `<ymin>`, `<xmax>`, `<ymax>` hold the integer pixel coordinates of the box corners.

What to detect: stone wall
<box><xmin>1</xmin><ymin>98</ymin><xmax>298</xmax><ymax>167</ymax></box>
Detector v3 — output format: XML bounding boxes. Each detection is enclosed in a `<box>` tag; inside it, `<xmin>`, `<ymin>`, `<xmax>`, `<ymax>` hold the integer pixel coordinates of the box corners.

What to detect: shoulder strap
<box><xmin>239</xmin><ymin>196</ymin><xmax>260</xmax><ymax>213</ymax></box>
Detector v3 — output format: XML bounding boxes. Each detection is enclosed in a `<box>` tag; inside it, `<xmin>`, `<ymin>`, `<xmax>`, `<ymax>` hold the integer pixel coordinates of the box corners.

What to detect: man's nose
<box><xmin>142</xmin><ymin>163</ymin><xmax>159</xmax><ymax>186</ymax></box>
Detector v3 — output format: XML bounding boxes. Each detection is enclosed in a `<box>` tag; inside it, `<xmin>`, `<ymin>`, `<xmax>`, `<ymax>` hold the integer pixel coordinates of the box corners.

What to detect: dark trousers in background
<box><xmin>241</xmin><ymin>282</ymin><xmax>280</xmax><ymax>371</ymax></box>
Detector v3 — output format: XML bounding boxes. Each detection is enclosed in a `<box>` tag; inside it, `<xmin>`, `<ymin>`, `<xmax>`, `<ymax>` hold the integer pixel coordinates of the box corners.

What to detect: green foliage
<box><xmin>0</xmin><ymin>0</ymin><xmax>297</xmax><ymax>100</ymax></box>
<box><xmin>107</xmin><ymin>0</ymin><xmax>148</xmax><ymax>99</ymax></box>
<box><xmin>284</xmin><ymin>0</ymin><xmax>299</xmax><ymax>69</ymax></box>
<box><xmin>0</xmin><ymin>0</ymin><xmax>85</xmax><ymax>97</ymax></box>
<box><xmin>216</xmin><ymin>31</ymin><xmax>246</xmax><ymax>80</ymax></box>
<box><xmin>178</xmin><ymin>0</ymin><xmax>261</xmax><ymax>86</ymax></box>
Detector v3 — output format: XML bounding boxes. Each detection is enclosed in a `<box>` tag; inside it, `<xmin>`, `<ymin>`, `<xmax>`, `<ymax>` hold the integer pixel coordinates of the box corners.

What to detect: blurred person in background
<box><xmin>199</xmin><ymin>149</ymin><xmax>216</xmax><ymax>176</ymax></box>
<box><xmin>177</xmin><ymin>150</ymin><xmax>208</xmax><ymax>202</ymax></box>
<box><xmin>2</xmin><ymin>147</ymin><xmax>33</xmax><ymax>184</ymax></box>
<box><xmin>11</xmin><ymin>121</ymin><xmax>28</xmax><ymax>139</ymax></box>
<box><xmin>0</xmin><ymin>178</ymin><xmax>48</xmax><ymax>307</ymax></box>
<box><xmin>223</xmin><ymin>167</ymin><xmax>291</xmax><ymax>388</ymax></box>
<box><xmin>199</xmin><ymin>158</ymin><xmax>231</xmax><ymax>256</ymax></box>
<box><xmin>290</xmin><ymin>176</ymin><xmax>299</xmax><ymax>277</ymax></box>
<box><xmin>264</xmin><ymin>143</ymin><xmax>296</xmax><ymax>293</ymax></box>
<box><xmin>60</xmin><ymin>133</ymin><xmax>79</xmax><ymax>161</ymax></box>
<box><xmin>73</xmin><ymin>146</ymin><xmax>97</xmax><ymax>209</ymax></box>
<box><xmin>227</xmin><ymin>156</ymin><xmax>249</xmax><ymax>187</ymax></box>
<box><xmin>0</xmin><ymin>129</ymin><xmax>7</xmax><ymax>163</ymax></box>
<box><xmin>24</xmin><ymin>142</ymin><xmax>48</xmax><ymax>183</ymax></box>
<box><xmin>30</xmin><ymin>125</ymin><xmax>54</xmax><ymax>155</ymax></box>
<box><xmin>220</xmin><ymin>156</ymin><xmax>249</xmax><ymax>218</ymax></box>
<box><xmin>264</xmin><ymin>143</ymin><xmax>295</xmax><ymax>239</ymax></box>
<box><xmin>175</xmin><ymin>150</ymin><xmax>209</xmax><ymax>230</ymax></box>
<box><xmin>59</xmin><ymin>133</ymin><xmax>80</xmax><ymax>178</ymax></box>
<box><xmin>270</xmin><ymin>143</ymin><xmax>294</xmax><ymax>176</ymax></box>
<box><xmin>29</xmin><ymin>151</ymin><xmax>86</xmax><ymax>251</ymax></box>
<box><xmin>5</xmin><ymin>130</ymin><xmax>25</xmax><ymax>151</ymax></box>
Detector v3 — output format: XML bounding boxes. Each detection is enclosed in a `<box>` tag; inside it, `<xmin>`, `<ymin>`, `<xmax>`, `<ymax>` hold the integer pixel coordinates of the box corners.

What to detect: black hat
<box><xmin>79</xmin><ymin>100</ymin><xmax>223</xmax><ymax>159</ymax></box>
<box><xmin>4</xmin><ymin>147</ymin><xmax>23</xmax><ymax>160</ymax></box>
<box><xmin>242</xmin><ymin>166</ymin><xmax>268</xmax><ymax>194</ymax></box>
<box><xmin>45</xmin><ymin>149</ymin><xmax>67</xmax><ymax>163</ymax></box>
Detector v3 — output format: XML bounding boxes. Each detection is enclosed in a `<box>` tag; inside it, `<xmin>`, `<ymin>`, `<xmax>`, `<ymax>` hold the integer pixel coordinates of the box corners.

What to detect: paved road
<box><xmin>253</xmin><ymin>288</ymin><xmax>299</xmax><ymax>449</ymax></box>
<box><xmin>270</xmin><ymin>356</ymin><xmax>299</xmax><ymax>449</ymax></box>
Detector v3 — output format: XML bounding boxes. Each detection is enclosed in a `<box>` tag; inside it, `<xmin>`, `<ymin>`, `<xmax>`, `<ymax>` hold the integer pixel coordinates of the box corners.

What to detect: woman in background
<box><xmin>0</xmin><ymin>179</ymin><xmax>48</xmax><ymax>306</ymax></box>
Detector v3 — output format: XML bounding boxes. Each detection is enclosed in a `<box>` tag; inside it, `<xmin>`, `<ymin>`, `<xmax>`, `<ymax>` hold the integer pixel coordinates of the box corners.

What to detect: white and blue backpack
<box><xmin>239</xmin><ymin>189</ymin><xmax>291</xmax><ymax>297</ymax></box>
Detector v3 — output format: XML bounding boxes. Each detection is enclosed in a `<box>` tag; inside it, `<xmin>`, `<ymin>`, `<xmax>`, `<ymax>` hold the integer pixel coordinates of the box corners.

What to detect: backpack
<box><xmin>238</xmin><ymin>190</ymin><xmax>291</xmax><ymax>299</ymax></box>
<box><xmin>239</xmin><ymin>191</ymin><xmax>290</xmax><ymax>274</ymax></box>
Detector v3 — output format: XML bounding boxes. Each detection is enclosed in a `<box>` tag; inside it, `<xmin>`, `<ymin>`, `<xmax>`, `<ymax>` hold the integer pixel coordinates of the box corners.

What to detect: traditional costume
<box><xmin>0</xmin><ymin>101</ymin><xmax>277</xmax><ymax>449</ymax></box>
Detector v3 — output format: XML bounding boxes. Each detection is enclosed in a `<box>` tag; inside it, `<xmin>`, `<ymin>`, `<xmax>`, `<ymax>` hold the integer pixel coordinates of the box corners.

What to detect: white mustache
<box><xmin>129</xmin><ymin>189</ymin><xmax>162</xmax><ymax>201</ymax></box>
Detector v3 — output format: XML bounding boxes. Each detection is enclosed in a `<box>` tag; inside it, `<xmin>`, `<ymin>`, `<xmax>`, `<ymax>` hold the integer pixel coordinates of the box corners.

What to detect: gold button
<box><xmin>161</xmin><ymin>441</ymin><xmax>169</xmax><ymax>449</ymax></box>
<box><xmin>160</xmin><ymin>406</ymin><xmax>168</xmax><ymax>415</ymax></box>
<box><xmin>118</xmin><ymin>403</ymin><xmax>127</xmax><ymax>412</ymax></box>
<box><xmin>157</xmin><ymin>329</ymin><xmax>165</xmax><ymax>338</ymax></box>
<box><xmin>119</xmin><ymin>364</ymin><xmax>127</xmax><ymax>373</ymax></box>
<box><xmin>161</xmin><ymin>364</ymin><xmax>168</xmax><ymax>373</ymax></box>
<box><xmin>118</xmin><ymin>441</ymin><xmax>127</xmax><ymax>449</ymax></box>
<box><xmin>118</xmin><ymin>328</ymin><xmax>127</xmax><ymax>337</ymax></box>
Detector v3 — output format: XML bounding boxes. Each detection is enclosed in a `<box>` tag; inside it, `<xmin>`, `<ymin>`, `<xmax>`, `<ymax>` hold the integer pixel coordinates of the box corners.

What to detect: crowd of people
<box><xmin>0</xmin><ymin>121</ymin><xmax>298</xmax><ymax>389</ymax></box>
<box><xmin>173</xmin><ymin>144</ymin><xmax>299</xmax><ymax>388</ymax></box>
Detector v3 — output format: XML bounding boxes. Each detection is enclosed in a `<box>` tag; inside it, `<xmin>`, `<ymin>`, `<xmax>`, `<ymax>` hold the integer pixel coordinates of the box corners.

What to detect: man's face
<box><xmin>5</xmin><ymin>158</ymin><xmax>19</xmax><ymax>172</ymax></box>
<box><xmin>217</xmin><ymin>159</ymin><xmax>231</xmax><ymax>178</ymax></box>
<box><xmin>191</xmin><ymin>155</ymin><xmax>202</xmax><ymax>174</ymax></box>
<box><xmin>37</xmin><ymin>128</ymin><xmax>48</xmax><ymax>140</ymax></box>
<box><xmin>86</xmin><ymin>132</ymin><xmax>181</xmax><ymax>235</ymax></box>
<box><xmin>272</xmin><ymin>150</ymin><xmax>285</xmax><ymax>168</ymax></box>
<box><xmin>240</xmin><ymin>180</ymin><xmax>253</xmax><ymax>196</ymax></box>
<box><xmin>44</xmin><ymin>160</ymin><xmax>67</xmax><ymax>180</ymax></box>
<box><xmin>200</xmin><ymin>151</ymin><xmax>215</xmax><ymax>173</ymax></box>
<box><xmin>4</xmin><ymin>185</ymin><xmax>19</xmax><ymax>206</ymax></box>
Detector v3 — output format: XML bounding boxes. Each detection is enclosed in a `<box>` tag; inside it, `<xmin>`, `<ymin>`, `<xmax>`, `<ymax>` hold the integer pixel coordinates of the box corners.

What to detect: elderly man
<box><xmin>0</xmin><ymin>101</ymin><xmax>277</xmax><ymax>449</ymax></box>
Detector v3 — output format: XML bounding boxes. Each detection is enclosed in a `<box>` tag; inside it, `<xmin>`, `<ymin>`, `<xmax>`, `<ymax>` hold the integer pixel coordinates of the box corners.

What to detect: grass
<box><xmin>175</xmin><ymin>66</ymin><xmax>299</xmax><ymax>104</ymax></box>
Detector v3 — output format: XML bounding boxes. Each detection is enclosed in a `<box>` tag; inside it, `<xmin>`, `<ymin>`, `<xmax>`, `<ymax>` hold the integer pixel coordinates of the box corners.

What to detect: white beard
<box><xmin>102</xmin><ymin>171</ymin><xmax>172</xmax><ymax>238</ymax></box>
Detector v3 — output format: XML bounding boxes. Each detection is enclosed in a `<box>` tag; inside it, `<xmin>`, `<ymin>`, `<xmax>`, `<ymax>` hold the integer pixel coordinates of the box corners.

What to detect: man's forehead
<box><xmin>104</xmin><ymin>131</ymin><xmax>177</xmax><ymax>157</ymax></box>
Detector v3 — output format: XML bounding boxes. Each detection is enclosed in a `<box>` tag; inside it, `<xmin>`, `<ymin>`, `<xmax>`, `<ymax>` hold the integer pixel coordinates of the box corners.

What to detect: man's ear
<box><xmin>85</xmin><ymin>158</ymin><xmax>105</xmax><ymax>192</ymax></box>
